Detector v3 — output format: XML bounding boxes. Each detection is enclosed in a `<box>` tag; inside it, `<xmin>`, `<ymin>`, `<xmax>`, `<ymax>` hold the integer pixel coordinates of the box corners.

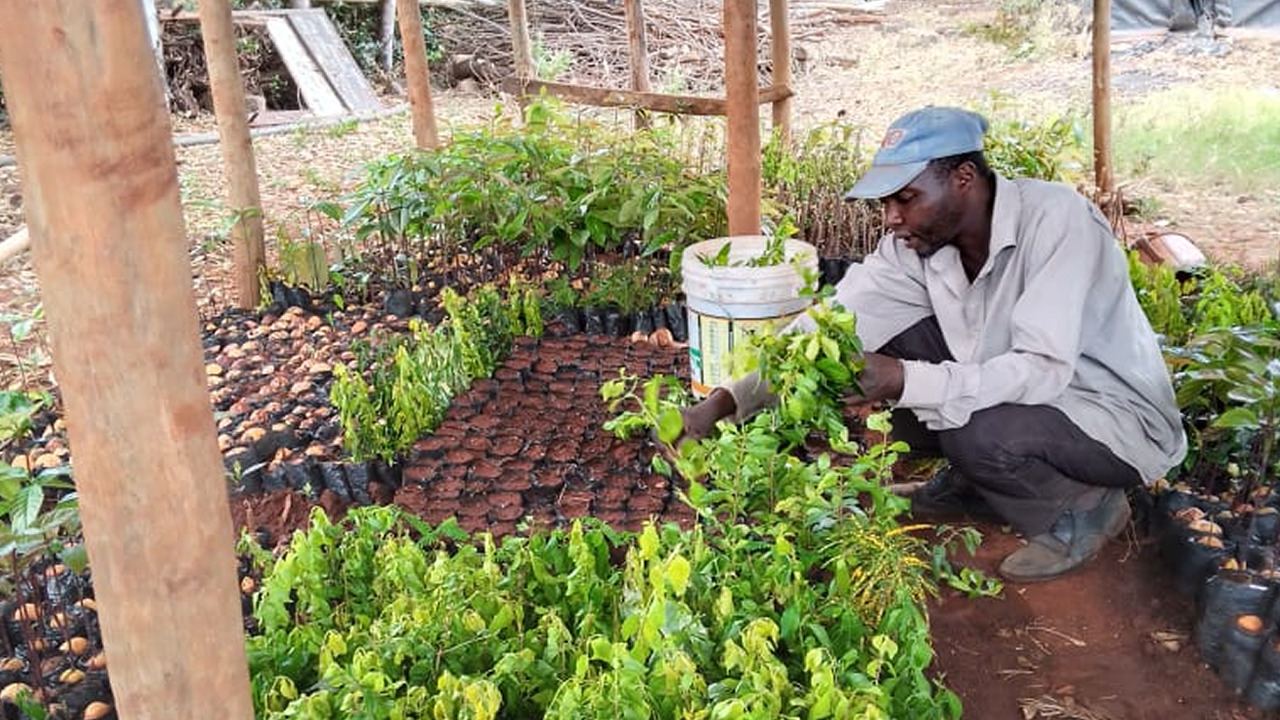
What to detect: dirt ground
<box><xmin>2</xmin><ymin>0</ymin><xmax>1280</xmax><ymax>718</ymax></box>
<box><xmin>929</xmin><ymin>523</ymin><xmax>1254</xmax><ymax>720</ymax></box>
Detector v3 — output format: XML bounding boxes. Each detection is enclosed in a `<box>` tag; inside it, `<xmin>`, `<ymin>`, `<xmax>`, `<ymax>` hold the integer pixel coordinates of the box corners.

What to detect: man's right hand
<box><xmin>675</xmin><ymin>387</ymin><xmax>738</xmax><ymax>445</ymax></box>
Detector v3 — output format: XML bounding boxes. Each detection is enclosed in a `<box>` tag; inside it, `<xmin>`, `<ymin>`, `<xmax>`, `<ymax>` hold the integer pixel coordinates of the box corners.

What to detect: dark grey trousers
<box><xmin>878</xmin><ymin>317</ymin><xmax>1142</xmax><ymax>535</ymax></box>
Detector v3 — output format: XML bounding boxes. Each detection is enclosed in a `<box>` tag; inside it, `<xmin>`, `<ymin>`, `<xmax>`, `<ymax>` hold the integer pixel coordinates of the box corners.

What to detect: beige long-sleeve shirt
<box><xmin>726</xmin><ymin>175</ymin><xmax>1187</xmax><ymax>484</ymax></box>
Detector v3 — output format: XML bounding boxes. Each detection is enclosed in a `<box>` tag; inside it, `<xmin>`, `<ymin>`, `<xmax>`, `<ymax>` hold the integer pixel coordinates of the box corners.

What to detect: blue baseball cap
<box><xmin>844</xmin><ymin>107</ymin><xmax>990</xmax><ymax>200</ymax></box>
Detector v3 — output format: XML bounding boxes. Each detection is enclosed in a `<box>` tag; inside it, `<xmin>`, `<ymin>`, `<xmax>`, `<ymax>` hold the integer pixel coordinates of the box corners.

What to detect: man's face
<box><xmin>880</xmin><ymin>167</ymin><xmax>964</xmax><ymax>259</ymax></box>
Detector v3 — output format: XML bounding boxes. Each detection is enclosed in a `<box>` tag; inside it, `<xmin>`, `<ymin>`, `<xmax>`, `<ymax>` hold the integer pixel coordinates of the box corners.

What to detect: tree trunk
<box><xmin>0</xmin><ymin>3</ymin><xmax>254</xmax><ymax>720</ymax></box>
<box><xmin>507</xmin><ymin>0</ymin><xmax>535</xmax><ymax>78</ymax></box>
<box><xmin>198</xmin><ymin>0</ymin><xmax>267</xmax><ymax>309</ymax></box>
<box><xmin>397</xmin><ymin>0</ymin><xmax>440</xmax><ymax>148</ymax></box>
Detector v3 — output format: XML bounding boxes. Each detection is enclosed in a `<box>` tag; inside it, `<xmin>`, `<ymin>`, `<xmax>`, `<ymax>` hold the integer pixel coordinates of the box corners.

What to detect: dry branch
<box><xmin>432</xmin><ymin>0</ymin><xmax>881</xmax><ymax>92</ymax></box>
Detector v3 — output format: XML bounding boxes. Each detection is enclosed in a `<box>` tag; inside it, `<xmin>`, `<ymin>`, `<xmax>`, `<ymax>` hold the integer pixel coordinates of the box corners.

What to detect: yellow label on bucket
<box><xmin>688</xmin><ymin>313</ymin><xmax>797</xmax><ymax>397</ymax></box>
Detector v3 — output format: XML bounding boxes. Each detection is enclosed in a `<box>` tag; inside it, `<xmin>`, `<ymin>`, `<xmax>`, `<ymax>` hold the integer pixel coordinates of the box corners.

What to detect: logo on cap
<box><xmin>881</xmin><ymin>129</ymin><xmax>905</xmax><ymax>149</ymax></box>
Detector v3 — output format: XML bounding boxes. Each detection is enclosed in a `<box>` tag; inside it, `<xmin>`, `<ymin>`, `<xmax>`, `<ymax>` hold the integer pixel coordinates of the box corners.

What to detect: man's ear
<box><xmin>952</xmin><ymin>161</ymin><xmax>977</xmax><ymax>192</ymax></box>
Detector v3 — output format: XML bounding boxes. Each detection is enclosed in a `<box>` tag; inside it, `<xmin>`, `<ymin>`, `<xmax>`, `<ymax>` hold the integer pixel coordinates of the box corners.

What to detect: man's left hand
<box><xmin>853</xmin><ymin>352</ymin><xmax>905</xmax><ymax>404</ymax></box>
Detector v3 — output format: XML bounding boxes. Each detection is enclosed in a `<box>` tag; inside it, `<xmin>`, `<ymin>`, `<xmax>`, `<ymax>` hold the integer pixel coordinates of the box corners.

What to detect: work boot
<box><xmin>998</xmin><ymin>489</ymin><xmax>1131</xmax><ymax>583</ymax></box>
<box><xmin>907</xmin><ymin>465</ymin><xmax>1002</xmax><ymax>523</ymax></box>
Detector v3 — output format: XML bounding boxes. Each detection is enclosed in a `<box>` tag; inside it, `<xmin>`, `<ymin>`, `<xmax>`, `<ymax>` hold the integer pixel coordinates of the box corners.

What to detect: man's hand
<box><xmin>652</xmin><ymin>387</ymin><xmax>737</xmax><ymax>459</ymax></box>
<box><xmin>678</xmin><ymin>388</ymin><xmax>737</xmax><ymax>443</ymax></box>
<box><xmin>852</xmin><ymin>352</ymin><xmax>905</xmax><ymax>404</ymax></box>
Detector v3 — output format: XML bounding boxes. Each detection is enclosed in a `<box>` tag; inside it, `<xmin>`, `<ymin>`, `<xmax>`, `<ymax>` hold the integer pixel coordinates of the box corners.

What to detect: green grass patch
<box><xmin>1114</xmin><ymin>86</ymin><xmax>1280</xmax><ymax>193</ymax></box>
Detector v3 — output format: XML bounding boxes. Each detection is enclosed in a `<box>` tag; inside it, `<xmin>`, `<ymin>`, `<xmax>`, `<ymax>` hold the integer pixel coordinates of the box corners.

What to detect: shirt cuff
<box><xmin>897</xmin><ymin>360</ymin><xmax>948</xmax><ymax>409</ymax></box>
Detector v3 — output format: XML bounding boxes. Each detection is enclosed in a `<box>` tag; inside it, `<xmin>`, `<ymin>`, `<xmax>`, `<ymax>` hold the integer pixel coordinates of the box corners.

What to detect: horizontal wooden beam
<box><xmin>499</xmin><ymin>76</ymin><xmax>792</xmax><ymax>117</ymax></box>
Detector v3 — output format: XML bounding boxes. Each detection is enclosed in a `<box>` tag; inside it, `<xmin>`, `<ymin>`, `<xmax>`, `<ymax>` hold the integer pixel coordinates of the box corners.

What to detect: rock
<box><xmin>205</xmin><ymin>362</ymin><xmax>224</xmax><ymax>376</ymax></box>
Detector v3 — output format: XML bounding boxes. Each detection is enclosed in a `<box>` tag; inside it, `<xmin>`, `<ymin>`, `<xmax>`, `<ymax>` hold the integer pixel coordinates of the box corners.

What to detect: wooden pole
<box><xmin>768</xmin><ymin>0</ymin><xmax>792</xmax><ymax>147</ymax></box>
<box><xmin>142</xmin><ymin>0</ymin><xmax>170</xmax><ymax>108</ymax></box>
<box><xmin>1092</xmin><ymin>0</ymin><xmax>1115</xmax><ymax>200</ymax></box>
<box><xmin>381</xmin><ymin>0</ymin><xmax>398</xmax><ymax>75</ymax></box>
<box><xmin>0</xmin><ymin>4</ymin><xmax>253</xmax><ymax>720</ymax></box>
<box><xmin>507</xmin><ymin>0</ymin><xmax>535</xmax><ymax>78</ymax></box>
<box><xmin>724</xmin><ymin>0</ymin><xmax>762</xmax><ymax>235</ymax></box>
<box><xmin>397</xmin><ymin>0</ymin><xmax>440</xmax><ymax>148</ymax></box>
<box><xmin>623</xmin><ymin>0</ymin><xmax>653</xmax><ymax>130</ymax></box>
<box><xmin>198</xmin><ymin>0</ymin><xmax>267</xmax><ymax>309</ymax></box>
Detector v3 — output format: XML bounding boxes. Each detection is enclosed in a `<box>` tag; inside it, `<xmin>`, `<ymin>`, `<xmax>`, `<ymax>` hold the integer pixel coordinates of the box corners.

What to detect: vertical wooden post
<box><xmin>198</xmin><ymin>0</ymin><xmax>266</xmax><ymax>309</ymax></box>
<box><xmin>623</xmin><ymin>0</ymin><xmax>653</xmax><ymax>130</ymax></box>
<box><xmin>507</xmin><ymin>0</ymin><xmax>535</xmax><ymax>78</ymax></box>
<box><xmin>724</xmin><ymin>0</ymin><xmax>762</xmax><ymax>235</ymax></box>
<box><xmin>1092</xmin><ymin>0</ymin><xmax>1115</xmax><ymax>200</ymax></box>
<box><xmin>397</xmin><ymin>0</ymin><xmax>440</xmax><ymax>149</ymax></box>
<box><xmin>768</xmin><ymin>0</ymin><xmax>792</xmax><ymax>147</ymax></box>
<box><xmin>381</xmin><ymin>0</ymin><xmax>398</xmax><ymax>75</ymax></box>
<box><xmin>141</xmin><ymin>0</ymin><xmax>170</xmax><ymax>108</ymax></box>
<box><xmin>0</xmin><ymin>4</ymin><xmax>254</xmax><ymax>720</ymax></box>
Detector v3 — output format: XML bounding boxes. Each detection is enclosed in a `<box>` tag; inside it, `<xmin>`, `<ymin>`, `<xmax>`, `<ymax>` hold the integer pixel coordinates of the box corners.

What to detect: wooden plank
<box><xmin>0</xmin><ymin>4</ymin><xmax>253</xmax><ymax>720</ymax></box>
<box><xmin>725</xmin><ymin>0</ymin><xmax>762</xmax><ymax>235</ymax></box>
<box><xmin>500</xmin><ymin>76</ymin><xmax>792</xmax><ymax>116</ymax></box>
<box><xmin>265</xmin><ymin>17</ymin><xmax>346</xmax><ymax>115</ymax></box>
<box><xmin>288</xmin><ymin>9</ymin><xmax>382</xmax><ymax>112</ymax></box>
<box><xmin>397</xmin><ymin>0</ymin><xmax>440</xmax><ymax>147</ymax></box>
<box><xmin>201</xmin><ymin>0</ymin><xmax>268</xmax><ymax>308</ymax></box>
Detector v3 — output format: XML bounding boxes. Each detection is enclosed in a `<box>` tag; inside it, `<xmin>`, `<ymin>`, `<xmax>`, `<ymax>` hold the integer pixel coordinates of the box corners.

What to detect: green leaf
<box><xmin>656</xmin><ymin>407</ymin><xmax>684</xmax><ymax>446</ymax></box>
<box><xmin>1213</xmin><ymin>407</ymin><xmax>1259</xmax><ymax>429</ymax></box>
<box><xmin>667</xmin><ymin>554</ymin><xmax>691</xmax><ymax>596</ymax></box>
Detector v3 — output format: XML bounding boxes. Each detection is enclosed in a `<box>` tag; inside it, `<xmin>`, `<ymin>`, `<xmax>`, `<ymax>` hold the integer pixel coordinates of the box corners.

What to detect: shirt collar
<box><xmin>990</xmin><ymin>173</ymin><xmax>1020</xmax><ymax>256</ymax></box>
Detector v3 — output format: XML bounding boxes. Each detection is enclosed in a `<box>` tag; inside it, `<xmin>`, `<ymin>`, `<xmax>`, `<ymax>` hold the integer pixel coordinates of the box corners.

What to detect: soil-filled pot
<box><xmin>1246</xmin><ymin>637</ymin><xmax>1280</xmax><ymax>711</ymax></box>
<box><xmin>1196</xmin><ymin>570</ymin><xmax>1278</xmax><ymax>668</ymax></box>
<box><xmin>583</xmin><ymin>307</ymin><xmax>606</xmax><ymax>335</ymax></box>
<box><xmin>1220</xmin><ymin>614</ymin><xmax>1269</xmax><ymax>695</ymax></box>
<box><xmin>634</xmin><ymin>310</ymin><xmax>655</xmax><ymax>335</ymax></box>
<box><xmin>603</xmin><ymin>309</ymin><xmax>630</xmax><ymax>337</ymax></box>
<box><xmin>555</xmin><ymin>307</ymin><xmax>582</xmax><ymax>335</ymax></box>
<box><xmin>1166</xmin><ymin>530</ymin><xmax>1235</xmax><ymax>596</ymax></box>
<box><xmin>1252</xmin><ymin>507</ymin><xmax>1280</xmax><ymax>546</ymax></box>
<box><xmin>663</xmin><ymin>302</ymin><xmax>688</xmax><ymax>343</ymax></box>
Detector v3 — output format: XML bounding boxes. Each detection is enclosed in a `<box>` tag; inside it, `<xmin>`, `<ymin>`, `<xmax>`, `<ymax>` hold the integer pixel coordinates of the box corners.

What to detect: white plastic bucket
<box><xmin>681</xmin><ymin>236</ymin><xmax>818</xmax><ymax>397</ymax></box>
